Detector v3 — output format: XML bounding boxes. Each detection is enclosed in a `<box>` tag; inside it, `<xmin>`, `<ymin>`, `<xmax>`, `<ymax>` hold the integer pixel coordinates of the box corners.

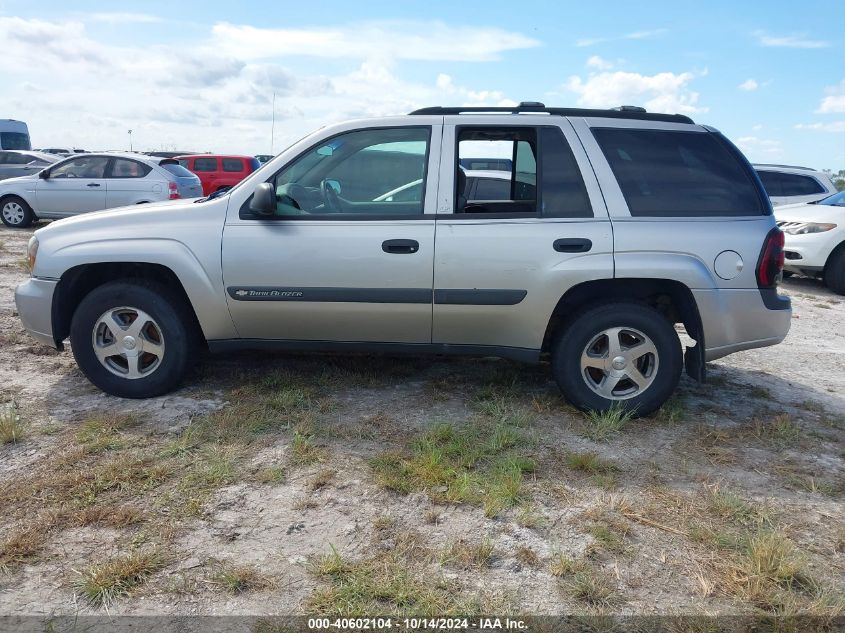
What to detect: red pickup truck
<box><xmin>176</xmin><ymin>155</ymin><xmax>261</xmax><ymax>196</ymax></box>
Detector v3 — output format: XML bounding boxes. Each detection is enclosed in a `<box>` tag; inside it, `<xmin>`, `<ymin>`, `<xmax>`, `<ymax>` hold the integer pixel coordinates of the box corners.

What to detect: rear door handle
<box><xmin>382</xmin><ymin>239</ymin><xmax>419</xmax><ymax>254</ymax></box>
<box><xmin>86</xmin><ymin>183</ymin><xmax>101</xmax><ymax>187</ymax></box>
<box><xmin>554</xmin><ymin>238</ymin><xmax>592</xmax><ymax>253</ymax></box>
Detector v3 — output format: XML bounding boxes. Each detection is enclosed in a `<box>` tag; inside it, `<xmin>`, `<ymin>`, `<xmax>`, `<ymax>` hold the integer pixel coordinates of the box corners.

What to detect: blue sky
<box><xmin>1</xmin><ymin>0</ymin><xmax>843</xmax><ymax>168</ymax></box>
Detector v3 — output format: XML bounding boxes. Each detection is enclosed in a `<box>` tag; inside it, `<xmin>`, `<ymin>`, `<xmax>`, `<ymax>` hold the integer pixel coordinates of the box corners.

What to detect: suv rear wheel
<box><xmin>70</xmin><ymin>281</ymin><xmax>195</xmax><ymax>398</ymax></box>
<box><xmin>552</xmin><ymin>302</ymin><xmax>682</xmax><ymax>416</ymax></box>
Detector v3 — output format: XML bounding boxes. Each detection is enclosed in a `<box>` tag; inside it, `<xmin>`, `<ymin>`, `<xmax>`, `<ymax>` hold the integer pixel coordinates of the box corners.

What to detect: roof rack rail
<box><xmin>408</xmin><ymin>101</ymin><xmax>694</xmax><ymax>124</ymax></box>
<box><xmin>752</xmin><ymin>163</ymin><xmax>817</xmax><ymax>172</ymax></box>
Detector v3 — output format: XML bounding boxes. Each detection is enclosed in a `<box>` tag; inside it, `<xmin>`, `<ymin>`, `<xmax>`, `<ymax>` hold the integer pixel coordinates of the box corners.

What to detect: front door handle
<box><xmin>554</xmin><ymin>238</ymin><xmax>592</xmax><ymax>253</ymax></box>
<box><xmin>86</xmin><ymin>183</ymin><xmax>101</xmax><ymax>187</ymax></box>
<box><xmin>382</xmin><ymin>239</ymin><xmax>419</xmax><ymax>254</ymax></box>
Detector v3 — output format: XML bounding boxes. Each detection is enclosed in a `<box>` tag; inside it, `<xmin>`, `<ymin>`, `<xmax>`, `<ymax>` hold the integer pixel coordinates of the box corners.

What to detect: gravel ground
<box><xmin>0</xmin><ymin>223</ymin><xmax>843</xmax><ymax>620</ymax></box>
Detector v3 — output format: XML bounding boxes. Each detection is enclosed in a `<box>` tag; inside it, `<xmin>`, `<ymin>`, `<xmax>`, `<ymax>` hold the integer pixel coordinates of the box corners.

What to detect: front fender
<box><xmin>43</xmin><ymin>238</ymin><xmax>237</xmax><ymax>340</ymax></box>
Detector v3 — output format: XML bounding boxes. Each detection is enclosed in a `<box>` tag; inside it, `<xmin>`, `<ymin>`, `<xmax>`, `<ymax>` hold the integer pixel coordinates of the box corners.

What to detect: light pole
<box><xmin>270</xmin><ymin>92</ymin><xmax>276</xmax><ymax>154</ymax></box>
<box><xmin>128</xmin><ymin>129</ymin><xmax>133</xmax><ymax>152</ymax></box>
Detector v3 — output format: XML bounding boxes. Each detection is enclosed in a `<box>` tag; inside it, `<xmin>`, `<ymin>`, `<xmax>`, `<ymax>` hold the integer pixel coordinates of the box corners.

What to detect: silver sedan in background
<box><xmin>0</xmin><ymin>150</ymin><xmax>59</xmax><ymax>181</ymax></box>
<box><xmin>0</xmin><ymin>152</ymin><xmax>203</xmax><ymax>228</ymax></box>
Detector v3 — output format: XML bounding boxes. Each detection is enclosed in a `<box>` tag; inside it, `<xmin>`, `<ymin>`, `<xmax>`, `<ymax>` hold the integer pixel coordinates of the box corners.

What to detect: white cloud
<box><xmin>565</xmin><ymin>68</ymin><xmax>707</xmax><ymax>114</ymax></box>
<box><xmin>0</xmin><ymin>16</ymin><xmax>529</xmax><ymax>154</ymax></box>
<box><xmin>586</xmin><ymin>56</ymin><xmax>614</xmax><ymax>70</ymax></box>
<box><xmin>210</xmin><ymin>21</ymin><xmax>540</xmax><ymax>62</ymax></box>
<box><xmin>576</xmin><ymin>29</ymin><xmax>666</xmax><ymax>47</ymax></box>
<box><xmin>738</xmin><ymin>79</ymin><xmax>758</xmax><ymax>91</ymax></box>
<box><xmin>795</xmin><ymin>122</ymin><xmax>845</xmax><ymax>132</ymax></box>
<box><xmin>88</xmin><ymin>12</ymin><xmax>162</xmax><ymax>24</ymax></box>
<box><xmin>816</xmin><ymin>80</ymin><xmax>845</xmax><ymax>113</ymax></box>
<box><xmin>754</xmin><ymin>31</ymin><xmax>830</xmax><ymax>49</ymax></box>
<box><xmin>736</xmin><ymin>136</ymin><xmax>783</xmax><ymax>158</ymax></box>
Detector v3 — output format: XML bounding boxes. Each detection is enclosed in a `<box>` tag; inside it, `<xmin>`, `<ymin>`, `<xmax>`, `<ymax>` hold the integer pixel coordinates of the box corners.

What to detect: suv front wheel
<box><xmin>552</xmin><ymin>302</ymin><xmax>682</xmax><ymax>416</ymax></box>
<box><xmin>70</xmin><ymin>281</ymin><xmax>195</xmax><ymax>398</ymax></box>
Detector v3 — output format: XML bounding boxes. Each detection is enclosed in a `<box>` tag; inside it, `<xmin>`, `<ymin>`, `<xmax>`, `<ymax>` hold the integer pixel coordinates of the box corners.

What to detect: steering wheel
<box><xmin>320</xmin><ymin>179</ymin><xmax>343</xmax><ymax>213</ymax></box>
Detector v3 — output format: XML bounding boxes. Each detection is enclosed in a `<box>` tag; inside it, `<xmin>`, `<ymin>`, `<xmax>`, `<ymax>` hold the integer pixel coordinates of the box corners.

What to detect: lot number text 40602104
<box><xmin>307</xmin><ymin>617</ymin><xmax>529</xmax><ymax>630</ymax></box>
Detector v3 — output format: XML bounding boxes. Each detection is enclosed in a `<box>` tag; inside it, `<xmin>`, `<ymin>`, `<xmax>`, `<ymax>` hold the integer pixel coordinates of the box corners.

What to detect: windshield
<box><xmin>1</xmin><ymin>132</ymin><xmax>31</xmax><ymax>150</ymax></box>
<box><xmin>819</xmin><ymin>190</ymin><xmax>845</xmax><ymax>206</ymax></box>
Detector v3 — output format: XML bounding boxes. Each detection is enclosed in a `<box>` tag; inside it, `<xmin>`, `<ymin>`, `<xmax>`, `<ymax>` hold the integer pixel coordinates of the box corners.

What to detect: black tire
<box><xmin>551</xmin><ymin>302</ymin><xmax>683</xmax><ymax>417</ymax></box>
<box><xmin>824</xmin><ymin>246</ymin><xmax>845</xmax><ymax>295</ymax></box>
<box><xmin>70</xmin><ymin>280</ymin><xmax>196</xmax><ymax>398</ymax></box>
<box><xmin>781</xmin><ymin>271</ymin><xmax>794</xmax><ymax>279</ymax></box>
<box><xmin>0</xmin><ymin>196</ymin><xmax>35</xmax><ymax>228</ymax></box>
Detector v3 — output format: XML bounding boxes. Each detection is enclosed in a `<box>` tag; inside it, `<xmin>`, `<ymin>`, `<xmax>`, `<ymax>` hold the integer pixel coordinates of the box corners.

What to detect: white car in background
<box><xmin>0</xmin><ymin>152</ymin><xmax>203</xmax><ymax>228</ymax></box>
<box><xmin>754</xmin><ymin>164</ymin><xmax>837</xmax><ymax>207</ymax></box>
<box><xmin>777</xmin><ymin>189</ymin><xmax>845</xmax><ymax>294</ymax></box>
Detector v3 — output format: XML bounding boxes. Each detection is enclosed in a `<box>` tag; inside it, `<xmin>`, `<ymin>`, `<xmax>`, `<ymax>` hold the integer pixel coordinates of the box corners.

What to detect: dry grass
<box><xmin>76</xmin><ymin>550</ymin><xmax>164</xmax><ymax>607</ymax></box>
<box><xmin>307</xmin><ymin>468</ymin><xmax>335</xmax><ymax>492</ymax></box>
<box><xmin>440</xmin><ymin>538</ymin><xmax>495</xmax><ymax>570</ymax></box>
<box><xmin>0</xmin><ymin>401</ymin><xmax>25</xmax><ymax>444</ymax></box>
<box><xmin>215</xmin><ymin>563</ymin><xmax>275</xmax><ymax>593</ymax></box>
<box><xmin>305</xmin><ymin>536</ymin><xmax>499</xmax><ymax>617</ymax></box>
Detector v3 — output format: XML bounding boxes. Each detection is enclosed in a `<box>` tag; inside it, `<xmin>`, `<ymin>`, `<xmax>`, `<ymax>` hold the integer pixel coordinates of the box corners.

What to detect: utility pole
<box><xmin>270</xmin><ymin>92</ymin><xmax>276</xmax><ymax>154</ymax></box>
<box><xmin>128</xmin><ymin>129</ymin><xmax>133</xmax><ymax>152</ymax></box>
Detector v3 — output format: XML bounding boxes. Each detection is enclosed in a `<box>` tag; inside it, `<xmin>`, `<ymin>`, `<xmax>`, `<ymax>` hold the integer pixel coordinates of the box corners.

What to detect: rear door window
<box><xmin>109</xmin><ymin>158</ymin><xmax>152</xmax><ymax>178</ymax></box>
<box><xmin>592</xmin><ymin>128</ymin><xmax>766</xmax><ymax>216</ymax></box>
<box><xmin>193</xmin><ymin>158</ymin><xmax>218</xmax><ymax>172</ymax></box>
<box><xmin>222</xmin><ymin>158</ymin><xmax>244</xmax><ymax>172</ymax></box>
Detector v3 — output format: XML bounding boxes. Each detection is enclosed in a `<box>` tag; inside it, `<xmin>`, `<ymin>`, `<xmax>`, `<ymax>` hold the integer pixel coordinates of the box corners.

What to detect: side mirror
<box><xmin>249</xmin><ymin>182</ymin><xmax>276</xmax><ymax>216</ymax></box>
<box><xmin>39</xmin><ymin>169</ymin><xmax>50</xmax><ymax>179</ymax></box>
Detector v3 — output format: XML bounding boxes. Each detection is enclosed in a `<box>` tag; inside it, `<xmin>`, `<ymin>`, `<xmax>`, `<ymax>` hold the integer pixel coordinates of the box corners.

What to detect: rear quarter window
<box><xmin>778</xmin><ymin>173</ymin><xmax>825</xmax><ymax>196</ymax></box>
<box><xmin>161</xmin><ymin>163</ymin><xmax>197</xmax><ymax>178</ymax></box>
<box><xmin>592</xmin><ymin>128</ymin><xmax>766</xmax><ymax>217</ymax></box>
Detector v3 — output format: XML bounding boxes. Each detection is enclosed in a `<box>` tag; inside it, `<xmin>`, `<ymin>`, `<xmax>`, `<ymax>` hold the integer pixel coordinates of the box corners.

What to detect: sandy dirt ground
<box><xmin>0</xmin><ymin>223</ymin><xmax>842</xmax><ymax>620</ymax></box>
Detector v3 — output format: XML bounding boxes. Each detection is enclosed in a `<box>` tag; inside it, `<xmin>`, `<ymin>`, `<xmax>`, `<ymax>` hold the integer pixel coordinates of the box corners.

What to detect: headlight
<box><xmin>27</xmin><ymin>235</ymin><xmax>38</xmax><ymax>273</ymax></box>
<box><xmin>781</xmin><ymin>222</ymin><xmax>837</xmax><ymax>235</ymax></box>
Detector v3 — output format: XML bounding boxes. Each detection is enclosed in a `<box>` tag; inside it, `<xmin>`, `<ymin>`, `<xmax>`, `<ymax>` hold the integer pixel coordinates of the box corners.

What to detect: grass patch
<box><xmin>75</xmin><ymin>413</ymin><xmax>139</xmax><ymax>453</ymax></box>
<box><xmin>255</xmin><ymin>465</ymin><xmax>286</xmax><ymax>484</ymax></box>
<box><xmin>215</xmin><ymin>563</ymin><xmax>275</xmax><ymax>593</ymax></box>
<box><xmin>290</xmin><ymin>431</ymin><xmax>326</xmax><ymax>466</ymax></box>
<box><xmin>655</xmin><ymin>396</ymin><xmax>687</xmax><ymax>424</ymax></box>
<box><xmin>440</xmin><ymin>538</ymin><xmax>495</xmax><ymax>570</ymax></box>
<box><xmin>0</xmin><ymin>402</ymin><xmax>25</xmax><ymax>444</ymax></box>
<box><xmin>554</xmin><ymin>557</ymin><xmax>618</xmax><ymax>607</ymax></box>
<box><xmin>76</xmin><ymin>551</ymin><xmax>163</xmax><ymax>607</ymax></box>
<box><xmin>582</xmin><ymin>404</ymin><xmax>635</xmax><ymax>442</ymax></box>
<box><xmin>369</xmin><ymin>419</ymin><xmax>534</xmax><ymax>517</ymax></box>
<box><xmin>306</xmin><ymin>541</ymin><xmax>495</xmax><ymax>617</ymax></box>
<box><xmin>307</xmin><ymin>468</ymin><xmax>335</xmax><ymax>492</ymax></box>
<box><xmin>751</xmin><ymin>414</ymin><xmax>801</xmax><ymax>446</ymax></box>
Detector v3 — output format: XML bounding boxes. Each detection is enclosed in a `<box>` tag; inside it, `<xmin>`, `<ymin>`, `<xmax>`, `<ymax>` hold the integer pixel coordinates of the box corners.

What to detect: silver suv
<box><xmin>15</xmin><ymin>103</ymin><xmax>792</xmax><ymax>415</ymax></box>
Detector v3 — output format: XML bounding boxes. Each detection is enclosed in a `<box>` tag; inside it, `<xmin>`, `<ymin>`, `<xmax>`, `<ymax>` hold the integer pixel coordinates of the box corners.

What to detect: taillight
<box><xmin>168</xmin><ymin>182</ymin><xmax>180</xmax><ymax>200</ymax></box>
<box><xmin>756</xmin><ymin>227</ymin><xmax>785</xmax><ymax>288</ymax></box>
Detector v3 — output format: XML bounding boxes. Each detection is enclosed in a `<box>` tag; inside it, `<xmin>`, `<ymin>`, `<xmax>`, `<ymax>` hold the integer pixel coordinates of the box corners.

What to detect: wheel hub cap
<box><xmin>92</xmin><ymin>307</ymin><xmax>165</xmax><ymax>380</ymax></box>
<box><xmin>580</xmin><ymin>327</ymin><xmax>659</xmax><ymax>401</ymax></box>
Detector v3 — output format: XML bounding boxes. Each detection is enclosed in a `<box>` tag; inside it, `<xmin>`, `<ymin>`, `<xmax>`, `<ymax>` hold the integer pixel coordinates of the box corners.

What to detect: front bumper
<box><xmin>692</xmin><ymin>288</ymin><xmax>792</xmax><ymax>362</ymax></box>
<box><xmin>14</xmin><ymin>277</ymin><xmax>59</xmax><ymax>349</ymax></box>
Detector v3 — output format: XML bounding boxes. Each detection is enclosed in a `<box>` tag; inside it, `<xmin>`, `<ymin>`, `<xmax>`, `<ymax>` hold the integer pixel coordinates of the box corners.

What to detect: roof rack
<box><xmin>752</xmin><ymin>163</ymin><xmax>817</xmax><ymax>172</ymax></box>
<box><xmin>408</xmin><ymin>101</ymin><xmax>694</xmax><ymax>124</ymax></box>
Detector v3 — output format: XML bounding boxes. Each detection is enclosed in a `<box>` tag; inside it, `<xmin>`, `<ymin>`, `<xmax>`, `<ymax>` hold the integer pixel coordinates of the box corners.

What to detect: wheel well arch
<box><xmin>824</xmin><ymin>239</ymin><xmax>845</xmax><ymax>275</ymax></box>
<box><xmin>51</xmin><ymin>262</ymin><xmax>206</xmax><ymax>349</ymax></box>
<box><xmin>541</xmin><ymin>278</ymin><xmax>705</xmax><ymax>381</ymax></box>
